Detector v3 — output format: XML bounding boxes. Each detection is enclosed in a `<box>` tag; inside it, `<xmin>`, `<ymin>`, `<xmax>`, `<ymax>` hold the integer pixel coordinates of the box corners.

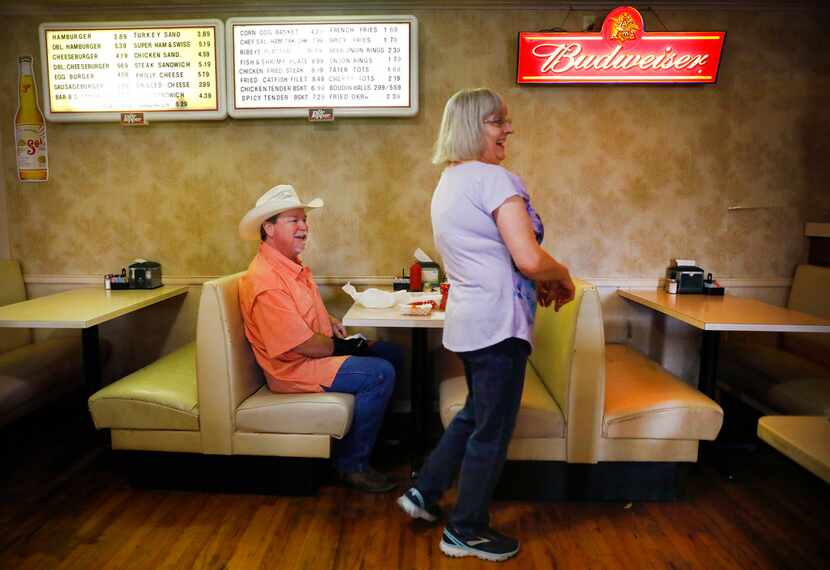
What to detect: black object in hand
<box><xmin>332</xmin><ymin>336</ymin><xmax>370</xmax><ymax>356</ymax></box>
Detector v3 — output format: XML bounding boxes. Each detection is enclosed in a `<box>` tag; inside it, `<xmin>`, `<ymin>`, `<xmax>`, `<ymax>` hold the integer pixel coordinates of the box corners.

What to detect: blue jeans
<box><xmin>414</xmin><ymin>337</ymin><xmax>529</xmax><ymax>533</ymax></box>
<box><xmin>324</xmin><ymin>341</ymin><xmax>402</xmax><ymax>474</ymax></box>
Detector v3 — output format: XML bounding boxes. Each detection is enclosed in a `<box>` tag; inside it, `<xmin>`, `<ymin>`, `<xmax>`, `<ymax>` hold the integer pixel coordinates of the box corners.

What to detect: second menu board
<box><xmin>227</xmin><ymin>15</ymin><xmax>418</xmax><ymax>118</ymax></box>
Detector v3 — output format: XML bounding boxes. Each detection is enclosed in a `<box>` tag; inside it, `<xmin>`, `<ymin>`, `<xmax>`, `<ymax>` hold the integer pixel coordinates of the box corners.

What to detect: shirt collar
<box><xmin>259</xmin><ymin>242</ymin><xmax>310</xmax><ymax>280</ymax></box>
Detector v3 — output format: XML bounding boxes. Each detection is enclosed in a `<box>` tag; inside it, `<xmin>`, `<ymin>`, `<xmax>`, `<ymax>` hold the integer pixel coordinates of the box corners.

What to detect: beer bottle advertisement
<box><xmin>15</xmin><ymin>55</ymin><xmax>49</xmax><ymax>182</ymax></box>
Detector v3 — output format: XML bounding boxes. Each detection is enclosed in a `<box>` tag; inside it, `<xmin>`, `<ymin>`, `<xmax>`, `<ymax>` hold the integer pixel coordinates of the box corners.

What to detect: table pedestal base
<box><xmin>82</xmin><ymin>326</ymin><xmax>102</xmax><ymax>394</ymax></box>
<box><xmin>410</xmin><ymin>328</ymin><xmax>429</xmax><ymax>476</ymax></box>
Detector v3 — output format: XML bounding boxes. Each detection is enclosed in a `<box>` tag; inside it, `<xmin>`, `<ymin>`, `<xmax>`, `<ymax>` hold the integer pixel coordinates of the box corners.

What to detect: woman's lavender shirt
<box><xmin>431</xmin><ymin>161</ymin><xmax>544</xmax><ymax>353</ymax></box>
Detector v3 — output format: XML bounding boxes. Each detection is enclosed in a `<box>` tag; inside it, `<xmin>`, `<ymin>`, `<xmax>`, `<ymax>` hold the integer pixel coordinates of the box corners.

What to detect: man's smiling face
<box><xmin>264</xmin><ymin>207</ymin><xmax>309</xmax><ymax>262</ymax></box>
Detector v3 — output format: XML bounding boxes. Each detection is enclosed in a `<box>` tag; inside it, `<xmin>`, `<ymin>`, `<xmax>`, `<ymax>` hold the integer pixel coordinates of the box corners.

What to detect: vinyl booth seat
<box><xmin>88</xmin><ymin>342</ymin><xmax>201</xmax><ymax>452</ymax></box>
<box><xmin>437</xmin><ymin>280</ymin><xmax>590</xmax><ymax>498</ymax></box>
<box><xmin>720</xmin><ymin>264</ymin><xmax>830</xmax><ymax>416</ymax></box>
<box><xmin>437</xmin><ymin>280</ymin><xmax>724</xmax><ymax>500</ymax></box>
<box><xmin>0</xmin><ymin>259</ymin><xmax>84</xmax><ymax>427</ymax></box>
<box><xmin>88</xmin><ymin>273</ymin><xmax>354</xmax><ymax>491</ymax></box>
<box><xmin>601</xmin><ymin>344</ymin><xmax>723</xmax><ymax>462</ymax></box>
<box><xmin>438</xmin><ymin>280</ymin><xmax>600</xmax><ymax>463</ymax></box>
<box><xmin>440</xmin><ymin>360</ymin><xmax>566</xmax><ymax>459</ymax></box>
<box><xmin>194</xmin><ymin>273</ymin><xmax>353</xmax><ymax>459</ymax></box>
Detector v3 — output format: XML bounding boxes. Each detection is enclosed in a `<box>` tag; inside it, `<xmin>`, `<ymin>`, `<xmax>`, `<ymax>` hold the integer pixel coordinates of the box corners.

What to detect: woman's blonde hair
<box><xmin>432</xmin><ymin>88</ymin><xmax>503</xmax><ymax>165</ymax></box>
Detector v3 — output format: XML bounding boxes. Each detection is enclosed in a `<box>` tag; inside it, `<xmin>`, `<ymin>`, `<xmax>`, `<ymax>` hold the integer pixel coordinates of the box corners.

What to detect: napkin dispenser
<box><xmin>128</xmin><ymin>261</ymin><xmax>162</xmax><ymax>289</ymax></box>
<box><xmin>666</xmin><ymin>265</ymin><xmax>704</xmax><ymax>294</ymax></box>
<box><xmin>411</xmin><ymin>247</ymin><xmax>441</xmax><ymax>291</ymax></box>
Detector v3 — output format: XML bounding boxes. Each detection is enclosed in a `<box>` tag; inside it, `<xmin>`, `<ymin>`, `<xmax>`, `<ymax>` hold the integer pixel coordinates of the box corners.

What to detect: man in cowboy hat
<box><xmin>238</xmin><ymin>184</ymin><xmax>401</xmax><ymax>493</ymax></box>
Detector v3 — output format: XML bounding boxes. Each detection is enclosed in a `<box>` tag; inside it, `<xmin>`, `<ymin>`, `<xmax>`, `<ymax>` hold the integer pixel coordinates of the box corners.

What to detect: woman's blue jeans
<box><xmin>324</xmin><ymin>341</ymin><xmax>402</xmax><ymax>474</ymax></box>
<box><xmin>414</xmin><ymin>337</ymin><xmax>529</xmax><ymax>533</ymax></box>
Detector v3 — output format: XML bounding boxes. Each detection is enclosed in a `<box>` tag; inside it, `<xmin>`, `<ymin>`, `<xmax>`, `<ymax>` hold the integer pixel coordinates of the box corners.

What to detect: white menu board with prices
<box><xmin>227</xmin><ymin>15</ymin><xmax>418</xmax><ymax>118</ymax></box>
<box><xmin>39</xmin><ymin>20</ymin><xmax>226</xmax><ymax>122</ymax></box>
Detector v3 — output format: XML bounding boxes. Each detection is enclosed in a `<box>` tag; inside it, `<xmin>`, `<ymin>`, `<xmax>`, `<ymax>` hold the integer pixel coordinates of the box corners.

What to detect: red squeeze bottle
<box><xmin>409</xmin><ymin>262</ymin><xmax>422</xmax><ymax>292</ymax></box>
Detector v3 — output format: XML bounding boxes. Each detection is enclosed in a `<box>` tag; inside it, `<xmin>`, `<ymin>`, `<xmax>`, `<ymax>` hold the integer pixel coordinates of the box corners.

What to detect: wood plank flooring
<box><xmin>1</xmin><ymin>401</ymin><xmax>828</xmax><ymax>569</ymax></box>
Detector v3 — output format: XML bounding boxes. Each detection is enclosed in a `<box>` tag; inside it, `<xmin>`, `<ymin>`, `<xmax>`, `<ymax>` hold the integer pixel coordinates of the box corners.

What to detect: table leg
<box><xmin>698</xmin><ymin>330</ymin><xmax>720</xmax><ymax>401</ymax></box>
<box><xmin>411</xmin><ymin>328</ymin><xmax>428</xmax><ymax>475</ymax></box>
<box><xmin>81</xmin><ymin>326</ymin><xmax>102</xmax><ymax>393</ymax></box>
<box><xmin>698</xmin><ymin>330</ymin><xmax>742</xmax><ymax>478</ymax></box>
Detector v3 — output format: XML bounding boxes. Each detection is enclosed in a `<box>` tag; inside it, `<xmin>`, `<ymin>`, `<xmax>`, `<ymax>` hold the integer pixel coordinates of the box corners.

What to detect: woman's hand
<box><xmin>536</xmin><ymin>280</ymin><xmax>555</xmax><ymax>307</ymax></box>
<box><xmin>551</xmin><ymin>274</ymin><xmax>575</xmax><ymax>312</ymax></box>
<box><xmin>537</xmin><ymin>274</ymin><xmax>576</xmax><ymax>311</ymax></box>
<box><xmin>329</xmin><ymin>314</ymin><xmax>348</xmax><ymax>338</ymax></box>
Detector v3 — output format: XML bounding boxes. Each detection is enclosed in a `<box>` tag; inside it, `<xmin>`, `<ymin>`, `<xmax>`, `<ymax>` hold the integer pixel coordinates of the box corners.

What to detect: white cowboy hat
<box><xmin>238</xmin><ymin>184</ymin><xmax>324</xmax><ymax>240</ymax></box>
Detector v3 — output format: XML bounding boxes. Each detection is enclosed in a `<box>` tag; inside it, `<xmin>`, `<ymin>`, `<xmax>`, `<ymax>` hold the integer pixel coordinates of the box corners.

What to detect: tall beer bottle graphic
<box><xmin>15</xmin><ymin>55</ymin><xmax>48</xmax><ymax>182</ymax></box>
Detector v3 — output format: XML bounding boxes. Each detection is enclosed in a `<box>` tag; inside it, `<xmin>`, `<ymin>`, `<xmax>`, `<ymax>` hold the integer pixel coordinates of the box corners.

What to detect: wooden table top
<box><xmin>618</xmin><ymin>289</ymin><xmax>830</xmax><ymax>332</ymax></box>
<box><xmin>342</xmin><ymin>300</ymin><xmax>445</xmax><ymax>329</ymax></box>
<box><xmin>758</xmin><ymin>415</ymin><xmax>830</xmax><ymax>484</ymax></box>
<box><xmin>0</xmin><ymin>285</ymin><xmax>188</xmax><ymax>329</ymax></box>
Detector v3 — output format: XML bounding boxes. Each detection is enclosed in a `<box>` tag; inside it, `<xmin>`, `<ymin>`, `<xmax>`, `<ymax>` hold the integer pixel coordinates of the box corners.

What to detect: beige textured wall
<box><xmin>2</xmin><ymin>5</ymin><xmax>828</xmax><ymax>283</ymax></box>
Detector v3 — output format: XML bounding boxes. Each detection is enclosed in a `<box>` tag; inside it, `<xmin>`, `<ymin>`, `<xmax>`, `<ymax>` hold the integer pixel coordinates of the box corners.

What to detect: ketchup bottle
<box><xmin>409</xmin><ymin>262</ymin><xmax>422</xmax><ymax>292</ymax></box>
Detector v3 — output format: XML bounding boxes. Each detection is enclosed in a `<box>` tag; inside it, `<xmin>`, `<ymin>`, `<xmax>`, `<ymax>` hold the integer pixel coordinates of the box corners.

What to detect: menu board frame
<box><xmin>226</xmin><ymin>15</ymin><xmax>419</xmax><ymax>118</ymax></box>
<box><xmin>38</xmin><ymin>19</ymin><xmax>227</xmax><ymax>122</ymax></box>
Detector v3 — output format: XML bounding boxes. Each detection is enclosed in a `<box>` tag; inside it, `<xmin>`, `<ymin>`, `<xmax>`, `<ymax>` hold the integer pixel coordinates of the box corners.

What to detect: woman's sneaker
<box><xmin>439</xmin><ymin>524</ymin><xmax>519</xmax><ymax>562</ymax></box>
<box><xmin>396</xmin><ymin>488</ymin><xmax>443</xmax><ymax>522</ymax></box>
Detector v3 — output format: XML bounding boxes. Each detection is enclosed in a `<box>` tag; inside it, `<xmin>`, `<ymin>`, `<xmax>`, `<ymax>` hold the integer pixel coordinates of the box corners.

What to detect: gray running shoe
<box><xmin>439</xmin><ymin>524</ymin><xmax>519</xmax><ymax>562</ymax></box>
<box><xmin>396</xmin><ymin>488</ymin><xmax>443</xmax><ymax>522</ymax></box>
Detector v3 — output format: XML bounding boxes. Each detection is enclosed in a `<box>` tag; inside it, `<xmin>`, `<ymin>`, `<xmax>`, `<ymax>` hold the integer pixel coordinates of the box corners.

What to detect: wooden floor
<box><xmin>1</xmin><ymin>401</ymin><xmax>828</xmax><ymax>570</ymax></box>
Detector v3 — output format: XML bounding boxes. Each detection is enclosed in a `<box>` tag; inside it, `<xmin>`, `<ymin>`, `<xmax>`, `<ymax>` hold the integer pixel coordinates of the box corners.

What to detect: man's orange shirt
<box><xmin>239</xmin><ymin>242</ymin><xmax>347</xmax><ymax>393</ymax></box>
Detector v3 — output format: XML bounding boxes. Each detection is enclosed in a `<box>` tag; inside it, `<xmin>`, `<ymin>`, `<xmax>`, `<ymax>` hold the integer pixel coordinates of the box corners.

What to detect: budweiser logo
<box><xmin>517</xmin><ymin>6</ymin><xmax>725</xmax><ymax>85</ymax></box>
<box><xmin>609</xmin><ymin>10</ymin><xmax>640</xmax><ymax>44</ymax></box>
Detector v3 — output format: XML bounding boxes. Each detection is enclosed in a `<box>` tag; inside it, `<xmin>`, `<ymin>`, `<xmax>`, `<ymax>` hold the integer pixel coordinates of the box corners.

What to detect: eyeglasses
<box><xmin>483</xmin><ymin>117</ymin><xmax>512</xmax><ymax>128</ymax></box>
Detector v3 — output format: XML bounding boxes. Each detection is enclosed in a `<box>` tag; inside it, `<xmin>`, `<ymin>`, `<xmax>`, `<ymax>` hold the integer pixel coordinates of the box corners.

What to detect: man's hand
<box><xmin>332</xmin><ymin>336</ymin><xmax>370</xmax><ymax>356</ymax></box>
<box><xmin>329</xmin><ymin>314</ymin><xmax>347</xmax><ymax>339</ymax></box>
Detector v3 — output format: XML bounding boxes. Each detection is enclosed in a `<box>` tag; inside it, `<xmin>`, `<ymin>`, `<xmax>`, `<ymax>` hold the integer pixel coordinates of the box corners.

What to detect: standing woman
<box><xmin>397</xmin><ymin>88</ymin><xmax>575</xmax><ymax>562</ymax></box>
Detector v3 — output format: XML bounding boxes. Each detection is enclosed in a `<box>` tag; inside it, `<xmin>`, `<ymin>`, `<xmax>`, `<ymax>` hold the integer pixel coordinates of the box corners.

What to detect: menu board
<box><xmin>38</xmin><ymin>20</ymin><xmax>226</xmax><ymax>122</ymax></box>
<box><xmin>227</xmin><ymin>16</ymin><xmax>418</xmax><ymax>118</ymax></box>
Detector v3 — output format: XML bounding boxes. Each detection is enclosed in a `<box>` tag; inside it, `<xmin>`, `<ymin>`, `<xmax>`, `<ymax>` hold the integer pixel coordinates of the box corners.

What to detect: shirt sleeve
<box><xmin>478</xmin><ymin>165</ymin><xmax>521</xmax><ymax>215</ymax></box>
<box><xmin>250</xmin><ymin>289</ymin><xmax>315</xmax><ymax>359</ymax></box>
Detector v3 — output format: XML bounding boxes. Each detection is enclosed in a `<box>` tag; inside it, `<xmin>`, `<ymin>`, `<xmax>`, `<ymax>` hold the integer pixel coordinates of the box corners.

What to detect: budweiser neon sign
<box><xmin>517</xmin><ymin>6</ymin><xmax>725</xmax><ymax>84</ymax></box>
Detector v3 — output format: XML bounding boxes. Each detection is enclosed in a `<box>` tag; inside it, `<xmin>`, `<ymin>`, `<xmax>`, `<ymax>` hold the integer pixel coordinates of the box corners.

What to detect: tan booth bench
<box><xmin>720</xmin><ymin>264</ymin><xmax>830</xmax><ymax>416</ymax></box>
<box><xmin>88</xmin><ymin>272</ymin><xmax>354</xmax><ymax>493</ymax></box>
<box><xmin>757</xmin><ymin>415</ymin><xmax>830</xmax><ymax>484</ymax></box>
<box><xmin>1</xmin><ymin>260</ymin><xmax>83</xmax><ymax>427</ymax></box>
<box><xmin>438</xmin><ymin>279</ymin><xmax>723</xmax><ymax>500</ymax></box>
